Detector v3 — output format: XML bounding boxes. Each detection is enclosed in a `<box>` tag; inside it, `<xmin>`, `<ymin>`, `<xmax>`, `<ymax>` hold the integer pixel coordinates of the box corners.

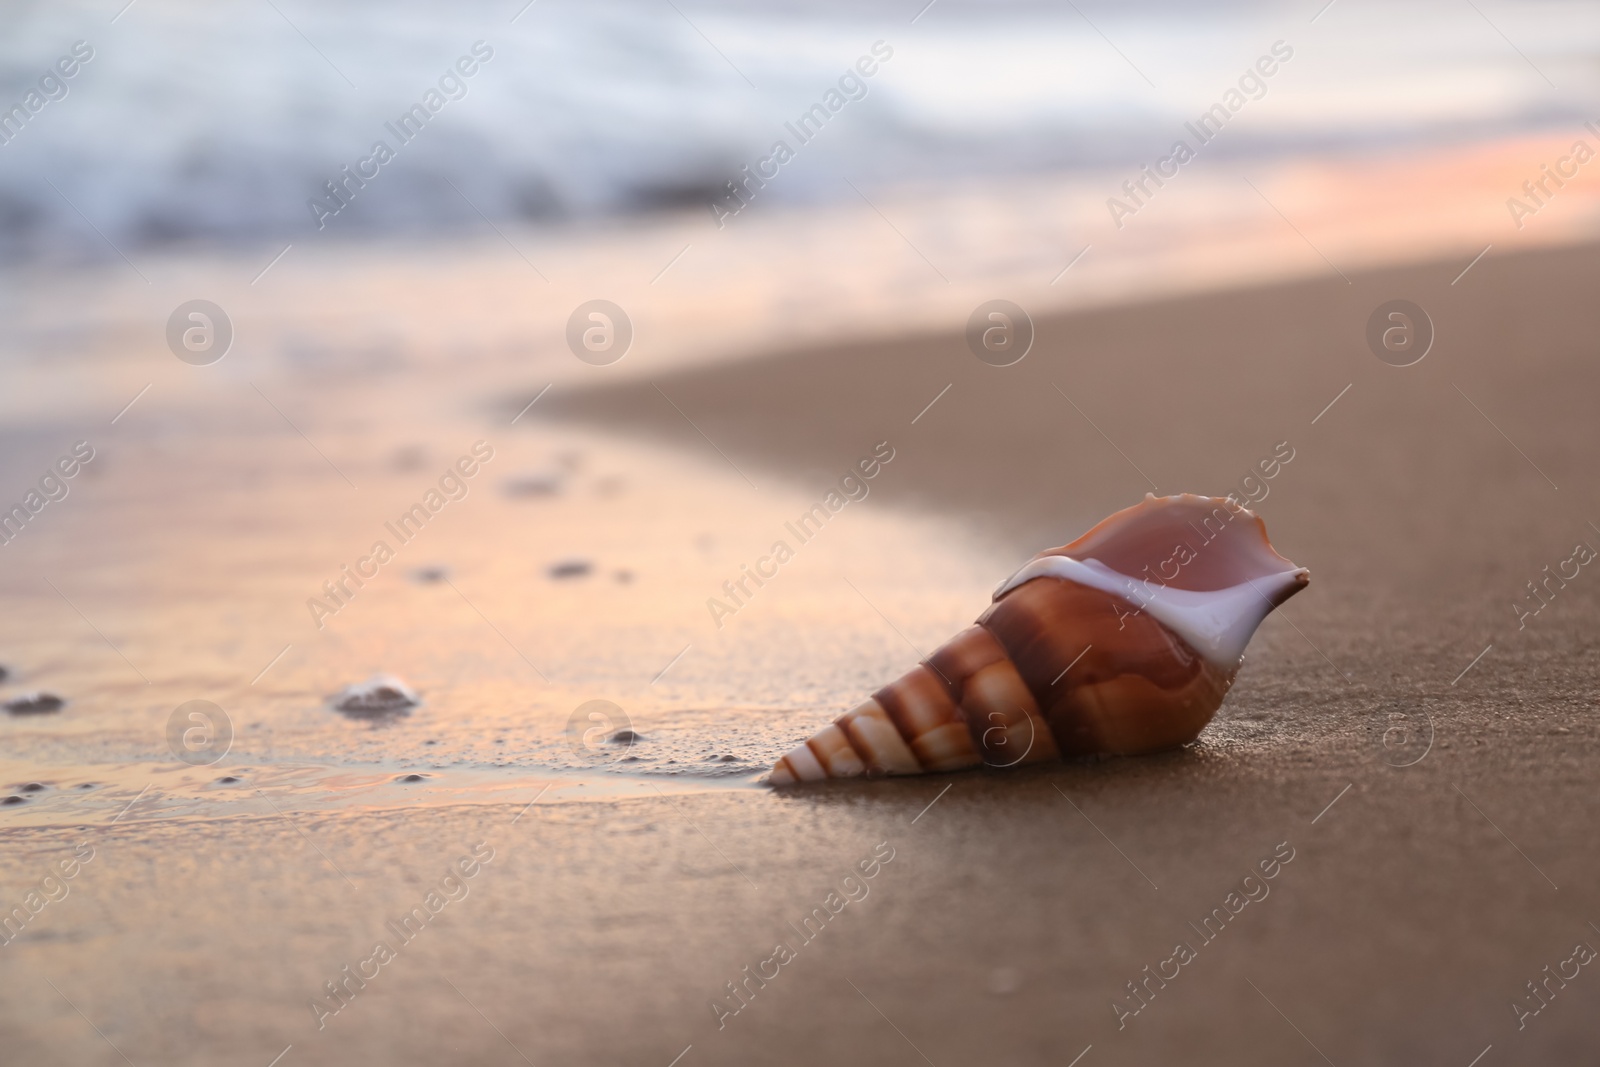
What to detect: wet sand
<box><xmin>534</xmin><ymin>239</ymin><xmax>1600</xmax><ymax>1065</ymax></box>
<box><xmin>2</xmin><ymin>233</ymin><xmax>1598</xmax><ymax>1066</ymax></box>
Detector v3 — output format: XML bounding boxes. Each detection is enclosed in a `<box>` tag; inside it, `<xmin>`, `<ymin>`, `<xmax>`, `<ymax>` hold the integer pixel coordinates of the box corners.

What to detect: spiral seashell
<box><xmin>769</xmin><ymin>493</ymin><xmax>1308</xmax><ymax>785</ymax></box>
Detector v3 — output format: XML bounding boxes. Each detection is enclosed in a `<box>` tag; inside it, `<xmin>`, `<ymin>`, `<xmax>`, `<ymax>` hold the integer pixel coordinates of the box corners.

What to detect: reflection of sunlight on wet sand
<box><xmin>0</xmin><ymin>408</ymin><xmax>999</xmax><ymax>792</ymax></box>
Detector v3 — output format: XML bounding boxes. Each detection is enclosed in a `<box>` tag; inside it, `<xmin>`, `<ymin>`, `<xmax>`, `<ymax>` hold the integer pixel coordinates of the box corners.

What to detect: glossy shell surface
<box><xmin>770</xmin><ymin>494</ymin><xmax>1308</xmax><ymax>784</ymax></box>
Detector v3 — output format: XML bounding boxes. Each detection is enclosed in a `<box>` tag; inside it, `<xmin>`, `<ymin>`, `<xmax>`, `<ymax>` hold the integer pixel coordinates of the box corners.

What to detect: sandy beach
<box><xmin>1</xmin><ymin>217</ymin><xmax>1597</xmax><ymax>1065</ymax></box>
<box><xmin>10</xmin><ymin>0</ymin><xmax>1600</xmax><ymax>1059</ymax></box>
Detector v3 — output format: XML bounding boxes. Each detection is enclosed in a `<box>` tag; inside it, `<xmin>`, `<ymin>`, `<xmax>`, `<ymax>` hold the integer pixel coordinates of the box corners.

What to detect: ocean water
<box><xmin>1</xmin><ymin>0</ymin><xmax>1597</xmax><ymax>257</ymax></box>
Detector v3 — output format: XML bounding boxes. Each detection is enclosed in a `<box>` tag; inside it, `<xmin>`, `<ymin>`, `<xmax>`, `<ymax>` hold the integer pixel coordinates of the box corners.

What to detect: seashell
<box><xmin>769</xmin><ymin>494</ymin><xmax>1308</xmax><ymax>785</ymax></box>
<box><xmin>332</xmin><ymin>674</ymin><xmax>419</xmax><ymax>716</ymax></box>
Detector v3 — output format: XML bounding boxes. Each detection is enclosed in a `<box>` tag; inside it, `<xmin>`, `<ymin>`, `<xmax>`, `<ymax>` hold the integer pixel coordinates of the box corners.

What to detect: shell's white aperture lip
<box><xmin>992</xmin><ymin>556</ymin><xmax>1309</xmax><ymax>670</ymax></box>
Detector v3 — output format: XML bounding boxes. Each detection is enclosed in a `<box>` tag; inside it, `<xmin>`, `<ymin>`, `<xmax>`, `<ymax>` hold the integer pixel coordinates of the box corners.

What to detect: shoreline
<box><xmin>2</xmin><ymin>210</ymin><xmax>1599</xmax><ymax>1065</ymax></box>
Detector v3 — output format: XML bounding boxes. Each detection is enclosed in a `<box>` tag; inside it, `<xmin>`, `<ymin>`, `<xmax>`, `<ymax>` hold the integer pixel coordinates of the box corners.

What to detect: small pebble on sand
<box><xmin>4</xmin><ymin>692</ymin><xmax>65</xmax><ymax>715</ymax></box>
<box><xmin>548</xmin><ymin>559</ymin><xmax>593</xmax><ymax>580</ymax></box>
<box><xmin>398</xmin><ymin>773</ymin><xmax>428</xmax><ymax>782</ymax></box>
<box><xmin>504</xmin><ymin>473</ymin><xmax>565</xmax><ymax>498</ymax></box>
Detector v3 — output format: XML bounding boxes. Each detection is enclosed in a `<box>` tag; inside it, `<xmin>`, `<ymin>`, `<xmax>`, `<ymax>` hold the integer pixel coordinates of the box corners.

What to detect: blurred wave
<box><xmin>0</xmin><ymin>0</ymin><xmax>1596</xmax><ymax>258</ymax></box>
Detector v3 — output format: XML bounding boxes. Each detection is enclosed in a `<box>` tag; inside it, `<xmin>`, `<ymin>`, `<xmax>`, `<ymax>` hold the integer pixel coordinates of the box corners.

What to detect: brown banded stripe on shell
<box><xmin>768</xmin><ymin>575</ymin><xmax>1234</xmax><ymax>785</ymax></box>
<box><xmin>768</xmin><ymin>493</ymin><xmax>1307</xmax><ymax>785</ymax></box>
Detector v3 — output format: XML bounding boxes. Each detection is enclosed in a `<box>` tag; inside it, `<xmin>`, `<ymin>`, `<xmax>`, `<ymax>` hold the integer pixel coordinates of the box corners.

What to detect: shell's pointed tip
<box><xmin>767</xmin><ymin>761</ymin><xmax>797</xmax><ymax>787</ymax></box>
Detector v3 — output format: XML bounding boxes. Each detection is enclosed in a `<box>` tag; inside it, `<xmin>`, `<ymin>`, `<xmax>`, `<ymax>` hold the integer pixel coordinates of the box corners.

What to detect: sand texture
<box><xmin>3</xmin><ymin>241</ymin><xmax>1599</xmax><ymax>1065</ymax></box>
